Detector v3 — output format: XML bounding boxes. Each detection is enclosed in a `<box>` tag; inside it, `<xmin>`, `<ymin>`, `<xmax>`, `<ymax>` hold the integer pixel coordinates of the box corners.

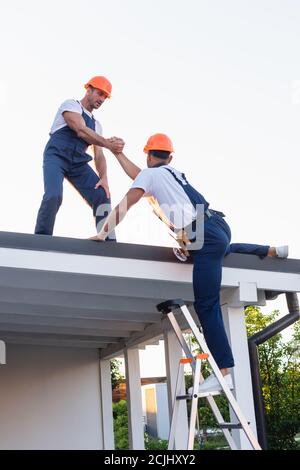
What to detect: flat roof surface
<box><xmin>0</xmin><ymin>231</ymin><xmax>299</xmax><ymax>357</ymax></box>
<box><xmin>1</xmin><ymin>231</ymin><xmax>300</xmax><ymax>273</ymax></box>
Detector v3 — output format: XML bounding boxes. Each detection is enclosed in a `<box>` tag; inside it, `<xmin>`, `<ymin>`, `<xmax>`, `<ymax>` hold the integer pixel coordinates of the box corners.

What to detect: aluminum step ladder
<box><xmin>156</xmin><ymin>299</ymin><xmax>261</xmax><ymax>450</ymax></box>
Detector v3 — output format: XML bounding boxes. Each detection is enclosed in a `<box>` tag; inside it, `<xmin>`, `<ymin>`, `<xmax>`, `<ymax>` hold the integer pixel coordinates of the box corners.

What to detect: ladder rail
<box><xmin>168</xmin><ymin>311</ymin><xmax>239</xmax><ymax>450</ymax></box>
<box><xmin>167</xmin><ymin>312</ymin><xmax>196</xmax><ymax>367</ymax></box>
<box><xmin>168</xmin><ymin>362</ymin><xmax>185</xmax><ymax>450</ymax></box>
<box><xmin>188</xmin><ymin>356</ymin><xmax>202</xmax><ymax>450</ymax></box>
<box><xmin>206</xmin><ymin>395</ymin><xmax>238</xmax><ymax>450</ymax></box>
<box><xmin>158</xmin><ymin>299</ymin><xmax>261</xmax><ymax>450</ymax></box>
<box><xmin>179</xmin><ymin>304</ymin><xmax>261</xmax><ymax>451</ymax></box>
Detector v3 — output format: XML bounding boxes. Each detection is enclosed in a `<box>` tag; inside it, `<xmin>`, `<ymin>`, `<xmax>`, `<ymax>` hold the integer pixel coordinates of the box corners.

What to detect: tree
<box><xmin>113</xmin><ymin>400</ymin><xmax>169</xmax><ymax>450</ymax></box>
<box><xmin>184</xmin><ymin>310</ymin><xmax>300</xmax><ymax>449</ymax></box>
<box><xmin>245</xmin><ymin>306</ymin><xmax>300</xmax><ymax>450</ymax></box>
<box><xmin>112</xmin><ymin>400</ymin><xmax>129</xmax><ymax>449</ymax></box>
<box><xmin>111</xmin><ymin>358</ymin><xmax>123</xmax><ymax>390</ymax></box>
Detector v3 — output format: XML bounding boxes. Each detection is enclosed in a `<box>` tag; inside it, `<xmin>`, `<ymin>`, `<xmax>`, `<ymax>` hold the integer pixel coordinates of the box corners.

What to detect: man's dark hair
<box><xmin>148</xmin><ymin>150</ymin><xmax>171</xmax><ymax>159</ymax></box>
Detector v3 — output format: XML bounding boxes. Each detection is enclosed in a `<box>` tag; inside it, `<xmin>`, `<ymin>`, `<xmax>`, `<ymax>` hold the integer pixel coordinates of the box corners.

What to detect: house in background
<box><xmin>113</xmin><ymin>376</ymin><xmax>169</xmax><ymax>440</ymax></box>
<box><xmin>142</xmin><ymin>382</ymin><xmax>169</xmax><ymax>440</ymax></box>
<box><xmin>112</xmin><ymin>376</ymin><xmax>166</xmax><ymax>403</ymax></box>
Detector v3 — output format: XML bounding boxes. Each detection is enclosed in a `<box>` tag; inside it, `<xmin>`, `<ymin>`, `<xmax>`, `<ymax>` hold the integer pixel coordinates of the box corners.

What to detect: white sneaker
<box><xmin>275</xmin><ymin>245</ymin><xmax>289</xmax><ymax>259</ymax></box>
<box><xmin>188</xmin><ymin>373</ymin><xmax>233</xmax><ymax>396</ymax></box>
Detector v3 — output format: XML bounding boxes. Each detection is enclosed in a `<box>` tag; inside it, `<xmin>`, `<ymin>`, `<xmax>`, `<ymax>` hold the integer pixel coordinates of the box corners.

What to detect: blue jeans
<box><xmin>35</xmin><ymin>149</ymin><xmax>112</xmax><ymax>236</ymax></box>
<box><xmin>227</xmin><ymin>243</ymin><xmax>269</xmax><ymax>258</ymax></box>
<box><xmin>191</xmin><ymin>215</ymin><xmax>269</xmax><ymax>369</ymax></box>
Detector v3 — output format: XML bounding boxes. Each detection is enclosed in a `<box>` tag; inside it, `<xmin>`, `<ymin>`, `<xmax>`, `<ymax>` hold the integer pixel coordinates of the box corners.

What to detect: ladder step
<box><xmin>176</xmin><ymin>390</ymin><xmax>224</xmax><ymax>400</ymax></box>
<box><xmin>196</xmin><ymin>390</ymin><xmax>222</xmax><ymax>398</ymax></box>
<box><xmin>218</xmin><ymin>422</ymin><xmax>248</xmax><ymax>430</ymax></box>
<box><xmin>176</xmin><ymin>394</ymin><xmax>190</xmax><ymax>400</ymax></box>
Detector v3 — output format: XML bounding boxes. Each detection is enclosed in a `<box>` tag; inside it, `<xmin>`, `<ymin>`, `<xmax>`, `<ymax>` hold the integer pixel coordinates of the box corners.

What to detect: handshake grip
<box><xmin>106</xmin><ymin>136</ymin><xmax>125</xmax><ymax>154</ymax></box>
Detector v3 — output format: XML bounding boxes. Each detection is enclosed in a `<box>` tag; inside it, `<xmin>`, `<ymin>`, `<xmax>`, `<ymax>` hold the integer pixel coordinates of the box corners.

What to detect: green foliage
<box><xmin>201</xmin><ymin>434</ymin><xmax>229</xmax><ymax>450</ymax></box>
<box><xmin>111</xmin><ymin>359</ymin><xmax>123</xmax><ymax>391</ymax></box>
<box><xmin>245</xmin><ymin>306</ymin><xmax>300</xmax><ymax>450</ymax></box>
<box><xmin>144</xmin><ymin>434</ymin><xmax>168</xmax><ymax>450</ymax></box>
<box><xmin>112</xmin><ymin>400</ymin><xmax>129</xmax><ymax>449</ymax></box>
<box><xmin>113</xmin><ymin>401</ymin><xmax>169</xmax><ymax>450</ymax></box>
<box><xmin>184</xmin><ymin>311</ymin><xmax>300</xmax><ymax>450</ymax></box>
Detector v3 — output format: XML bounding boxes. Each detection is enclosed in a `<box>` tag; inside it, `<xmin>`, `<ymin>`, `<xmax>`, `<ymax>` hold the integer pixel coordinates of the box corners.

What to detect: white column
<box><xmin>164</xmin><ymin>330</ymin><xmax>189</xmax><ymax>449</ymax></box>
<box><xmin>124</xmin><ymin>348</ymin><xmax>145</xmax><ymax>450</ymax></box>
<box><xmin>222</xmin><ymin>303</ymin><xmax>258</xmax><ymax>450</ymax></box>
<box><xmin>0</xmin><ymin>340</ymin><xmax>6</xmax><ymax>364</ymax></box>
<box><xmin>99</xmin><ymin>359</ymin><xmax>115</xmax><ymax>450</ymax></box>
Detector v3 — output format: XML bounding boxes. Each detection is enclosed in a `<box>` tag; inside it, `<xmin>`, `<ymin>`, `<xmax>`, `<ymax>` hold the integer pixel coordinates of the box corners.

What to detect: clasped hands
<box><xmin>106</xmin><ymin>136</ymin><xmax>125</xmax><ymax>154</ymax></box>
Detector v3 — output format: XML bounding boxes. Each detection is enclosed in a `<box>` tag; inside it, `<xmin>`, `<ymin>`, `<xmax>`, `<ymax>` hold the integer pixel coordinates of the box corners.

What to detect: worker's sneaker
<box><xmin>275</xmin><ymin>245</ymin><xmax>289</xmax><ymax>259</ymax></box>
<box><xmin>188</xmin><ymin>373</ymin><xmax>233</xmax><ymax>395</ymax></box>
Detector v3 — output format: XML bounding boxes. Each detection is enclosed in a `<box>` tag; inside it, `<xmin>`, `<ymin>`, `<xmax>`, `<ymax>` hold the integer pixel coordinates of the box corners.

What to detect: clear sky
<box><xmin>0</xmin><ymin>1</ymin><xmax>299</xmax><ymax>375</ymax></box>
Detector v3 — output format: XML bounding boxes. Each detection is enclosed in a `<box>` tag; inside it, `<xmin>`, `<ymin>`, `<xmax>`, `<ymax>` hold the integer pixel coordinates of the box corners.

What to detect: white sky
<box><xmin>0</xmin><ymin>1</ymin><xmax>299</xmax><ymax>376</ymax></box>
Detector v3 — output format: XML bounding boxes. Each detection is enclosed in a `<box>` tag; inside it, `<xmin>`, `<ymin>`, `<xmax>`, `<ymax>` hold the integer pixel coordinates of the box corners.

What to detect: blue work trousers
<box><xmin>35</xmin><ymin>149</ymin><xmax>112</xmax><ymax>236</ymax></box>
<box><xmin>191</xmin><ymin>215</ymin><xmax>269</xmax><ymax>369</ymax></box>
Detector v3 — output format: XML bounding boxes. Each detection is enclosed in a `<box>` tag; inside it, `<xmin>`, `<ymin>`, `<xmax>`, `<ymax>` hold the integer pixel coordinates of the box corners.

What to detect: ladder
<box><xmin>156</xmin><ymin>298</ymin><xmax>261</xmax><ymax>451</ymax></box>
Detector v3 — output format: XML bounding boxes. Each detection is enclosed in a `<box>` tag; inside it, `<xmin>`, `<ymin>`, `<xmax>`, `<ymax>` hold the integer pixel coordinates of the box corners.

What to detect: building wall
<box><xmin>0</xmin><ymin>344</ymin><xmax>103</xmax><ymax>449</ymax></box>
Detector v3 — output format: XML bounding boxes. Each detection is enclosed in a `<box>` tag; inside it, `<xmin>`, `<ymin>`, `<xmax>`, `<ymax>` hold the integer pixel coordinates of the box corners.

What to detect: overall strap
<box><xmin>164</xmin><ymin>167</ymin><xmax>225</xmax><ymax>219</ymax></box>
<box><xmin>162</xmin><ymin>167</ymin><xmax>208</xmax><ymax>211</ymax></box>
<box><xmin>77</xmin><ymin>100</ymin><xmax>95</xmax><ymax>121</ymax></box>
<box><xmin>163</xmin><ymin>167</ymin><xmax>188</xmax><ymax>185</ymax></box>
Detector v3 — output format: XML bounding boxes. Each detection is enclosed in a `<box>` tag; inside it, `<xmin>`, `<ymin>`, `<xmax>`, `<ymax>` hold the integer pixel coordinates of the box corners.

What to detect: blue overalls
<box><xmin>164</xmin><ymin>168</ymin><xmax>269</xmax><ymax>369</ymax></box>
<box><xmin>34</xmin><ymin>103</ymin><xmax>112</xmax><ymax>236</ymax></box>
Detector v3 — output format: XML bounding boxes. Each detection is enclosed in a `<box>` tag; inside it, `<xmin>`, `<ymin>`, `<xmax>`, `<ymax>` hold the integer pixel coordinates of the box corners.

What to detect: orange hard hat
<box><xmin>143</xmin><ymin>133</ymin><xmax>174</xmax><ymax>153</ymax></box>
<box><xmin>84</xmin><ymin>76</ymin><xmax>112</xmax><ymax>98</ymax></box>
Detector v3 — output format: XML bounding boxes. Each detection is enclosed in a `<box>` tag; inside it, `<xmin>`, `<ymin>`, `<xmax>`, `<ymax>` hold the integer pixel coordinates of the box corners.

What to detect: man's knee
<box><xmin>43</xmin><ymin>193</ymin><xmax>63</xmax><ymax>210</ymax></box>
<box><xmin>93</xmin><ymin>191</ymin><xmax>111</xmax><ymax>218</ymax></box>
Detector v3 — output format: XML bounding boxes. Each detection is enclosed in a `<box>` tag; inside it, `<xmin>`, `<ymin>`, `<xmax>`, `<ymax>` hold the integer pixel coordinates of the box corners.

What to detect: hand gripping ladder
<box><xmin>156</xmin><ymin>299</ymin><xmax>261</xmax><ymax>451</ymax></box>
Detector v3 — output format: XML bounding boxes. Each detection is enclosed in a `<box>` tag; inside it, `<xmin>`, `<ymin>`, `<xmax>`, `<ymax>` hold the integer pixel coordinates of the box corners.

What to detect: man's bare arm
<box><xmin>93</xmin><ymin>146</ymin><xmax>110</xmax><ymax>198</ymax></box>
<box><xmin>112</xmin><ymin>151</ymin><xmax>142</xmax><ymax>180</ymax></box>
<box><xmin>63</xmin><ymin>111</ymin><xmax>124</xmax><ymax>153</ymax></box>
<box><xmin>94</xmin><ymin>146</ymin><xmax>107</xmax><ymax>178</ymax></box>
<box><xmin>90</xmin><ymin>188</ymin><xmax>144</xmax><ymax>240</ymax></box>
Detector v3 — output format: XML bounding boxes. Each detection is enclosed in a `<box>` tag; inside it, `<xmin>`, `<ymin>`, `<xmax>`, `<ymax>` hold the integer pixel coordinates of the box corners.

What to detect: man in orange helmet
<box><xmin>90</xmin><ymin>133</ymin><xmax>288</xmax><ymax>393</ymax></box>
<box><xmin>34</xmin><ymin>76</ymin><xmax>124</xmax><ymax>236</ymax></box>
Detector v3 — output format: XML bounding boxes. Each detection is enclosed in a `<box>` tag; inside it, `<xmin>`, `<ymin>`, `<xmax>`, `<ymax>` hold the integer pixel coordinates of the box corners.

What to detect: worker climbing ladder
<box><xmin>156</xmin><ymin>299</ymin><xmax>261</xmax><ymax>451</ymax></box>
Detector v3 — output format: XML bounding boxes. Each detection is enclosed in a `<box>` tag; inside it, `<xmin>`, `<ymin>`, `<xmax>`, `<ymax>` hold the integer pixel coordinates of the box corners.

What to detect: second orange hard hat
<box><xmin>84</xmin><ymin>76</ymin><xmax>112</xmax><ymax>98</ymax></box>
<box><xmin>143</xmin><ymin>133</ymin><xmax>174</xmax><ymax>154</ymax></box>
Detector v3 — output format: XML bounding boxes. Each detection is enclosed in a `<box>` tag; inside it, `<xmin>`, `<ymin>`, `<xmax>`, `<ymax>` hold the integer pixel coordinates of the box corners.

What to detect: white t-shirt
<box><xmin>50</xmin><ymin>99</ymin><xmax>103</xmax><ymax>136</ymax></box>
<box><xmin>131</xmin><ymin>165</ymin><xmax>197</xmax><ymax>229</ymax></box>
